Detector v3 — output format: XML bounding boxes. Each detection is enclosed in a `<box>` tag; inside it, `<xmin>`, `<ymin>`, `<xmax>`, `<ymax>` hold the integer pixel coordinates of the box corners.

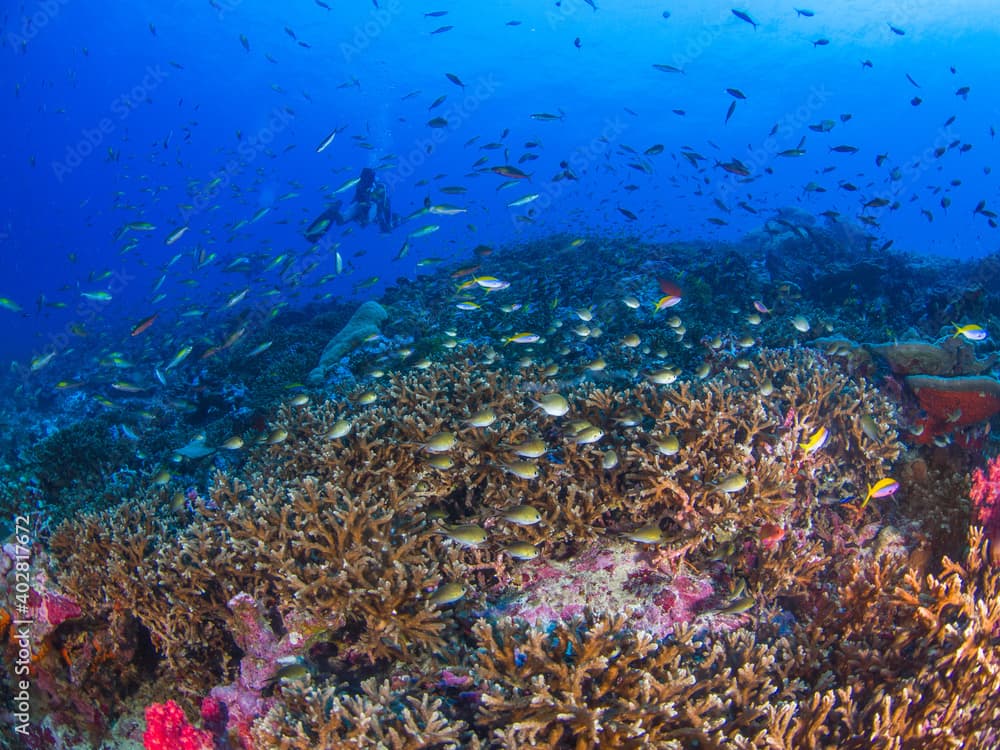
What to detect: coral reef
<box><xmin>473</xmin><ymin>528</ymin><xmax>1000</xmax><ymax>748</ymax></box>
<box><xmin>25</xmin><ymin>416</ymin><xmax>150</xmax><ymax>528</ymax></box>
<box><xmin>870</xmin><ymin>337</ymin><xmax>996</xmax><ymax>377</ymax></box>
<box><xmin>250</xmin><ymin>677</ymin><xmax>468</xmax><ymax>749</ymax></box>
<box><xmin>810</xmin><ymin>335</ymin><xmax>1000</xmax><ymax>446</ymax></box>
<box><xmin>3</xmin><ymin>232</ymin><xmax>1000</xmax><ymax>749</ymax></box>
<box><xmin>498</xmin><ymin>542</ymin><xmax>717</xmax><ymax>638</ymax></box>
<box><xmin>16</xmin><ymin>341</ymin><xmax>993</xmax><ymax>748</ymax></box>
<box><xmin>247</xmin><ymin>529</ymin><xmax>1000</xmax><ymax>749</ymax></box>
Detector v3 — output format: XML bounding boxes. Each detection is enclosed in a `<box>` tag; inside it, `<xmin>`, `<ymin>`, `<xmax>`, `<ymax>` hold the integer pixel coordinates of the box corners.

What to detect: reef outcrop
<box><xmin>307</xmin><ymin>300</ymin><xmax>388</xmax><ymax>384</ymax></box>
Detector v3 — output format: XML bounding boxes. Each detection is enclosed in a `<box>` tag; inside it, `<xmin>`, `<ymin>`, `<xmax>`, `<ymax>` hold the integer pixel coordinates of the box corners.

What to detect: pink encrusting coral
<box><xmin>970</xmin><ymin>455</ymin><xmax>1000</xmax><ymax>566</ymax></box>
<box><xmin>1</xmin><ymin>544</ymin><xmax>81</xmax><ymax>643</ymax></box>
<box><xmin>502</xmin><ymin>542</ymin><xmax>721</xmax><ymax>637</ymax></box>
<box><xmin>208</xmin><ymin>592</ymin><xmax>306</xmax><ymax>748</ymax></box>
<box><xmin>0</xmin><ymin>543</ymin><xmax>103</xmax><ymax>747</ymax></box>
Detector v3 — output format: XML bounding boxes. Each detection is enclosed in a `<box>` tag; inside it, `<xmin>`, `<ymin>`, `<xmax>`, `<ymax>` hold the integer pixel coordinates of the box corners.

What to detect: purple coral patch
<box><xmin>501</xmin><ymin>542</ymin><xmax>724</xmax><ymax>639</ymax></box>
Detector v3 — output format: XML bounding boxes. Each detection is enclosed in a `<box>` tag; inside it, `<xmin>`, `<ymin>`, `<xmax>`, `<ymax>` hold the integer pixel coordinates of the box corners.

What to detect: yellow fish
<box><xmin>426</xmin><ymin>454</ymin><xmax>455</xmax><ymax>470</ymax></box>
<box><xmin>654</xmin><ymin>295</ymin><xmax>681</xmax><ymax>312</ymax></box>
<box><xmin>464</xmin><ymin>408</ymin><xmax>497</xmax><ymax>428</ymax></box>
<box><xmin>861</xmin><ymin>478</ymin><xmax>899</xmax><ymax>509</ymax></box>
<box><xmin>430</xmin><ymin>581</ymin><xmax>466</xmax><ymax>605</ymax></box>
<box><xmin>714</xmin><ymin>473</ymin><xmax>748</xmax><ymax>493</ymax></box>
<box><xmin>507</xmin><ymin>438</ymin><xmax>547</xmax><ymax>458</ymax></box>
<box><xmin>501</xmin><ymin>505</ymin><xmax>542</xmax><ymax>526</ymax></box>
<box><xmin>531</xmin><ymin>393</ymin><xmax>569</xmax><ymax>416</ymax></box>
<box><xmin>952</xmin><ymin>322</ymin><xmax>988</xmax><ymax>341</ymax></box>
<box><xmin>325</xmin><ymin>420</ymin><xmax>351</xmax><ymax>439</ymax></box>
<box><xmin>150</xmin><ymin>469</ymin><xmax>172</xmax><ymax>486</ymax></box>
<box><xmin>654</xmin><ymin>435</ymin><xmax>680</xmax><ymax>456</ymax></box>
<box><xmin>504</xmin><ymin>542</ymin><xmax>539</xmax><ymax>560</ymax></box>
<box><xmin>265</xmin><ymin>428</ymin><xmax>288</xmax><ymax>445</ymax></box>
<box><xmin>422</xmin><ymin>432</ymin><xmax>457</xmax><ymax>453</ymax></box>
<box><xmin>716</xmin><ymin>596</ymin><xmax>755</xmax><ymax>615</ymax></box>
<box><xmin>440</xmin><ymin>524</ymin><xmax>488</xmax><ymax>547</ymax></box>
<box><xmin>503</xmin><ymin>461</ymin><xmax>540</xmax><ymax>479</ymax></box>
<box><xmin>799</xmin><ymin>426</ymin><xmax>828</xmax><ymax>454</ymax></box>
<box><xmin>624</xmin><ymin>524</ymin><xmax>665</xmax><ymax>544</ymax></box>
<box><xmin>503</xmin><ymin>332</ymin><xmax>540</xmax><ymax>345</ymax></box>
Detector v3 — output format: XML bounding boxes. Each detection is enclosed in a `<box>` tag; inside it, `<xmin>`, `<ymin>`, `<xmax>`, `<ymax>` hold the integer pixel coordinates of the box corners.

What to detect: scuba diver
<box><xmin>305</xmin><ymin>167</ymin><xmax>397</xmax><ymax>243</ymax></box>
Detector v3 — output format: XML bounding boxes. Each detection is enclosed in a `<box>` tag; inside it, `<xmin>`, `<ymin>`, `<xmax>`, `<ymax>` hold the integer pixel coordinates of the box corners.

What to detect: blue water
<box><xmin>4</xmin><ymin>0</ymin><xmax>999</xmax><ymax>367</ymax></box>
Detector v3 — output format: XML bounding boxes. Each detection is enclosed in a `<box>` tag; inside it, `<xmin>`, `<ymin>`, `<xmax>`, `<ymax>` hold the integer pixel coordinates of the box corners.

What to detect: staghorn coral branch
<box><xmin>26</xmin><ymin>345</ymin><xmax>1000</xmax><ymax>748</ymax></box>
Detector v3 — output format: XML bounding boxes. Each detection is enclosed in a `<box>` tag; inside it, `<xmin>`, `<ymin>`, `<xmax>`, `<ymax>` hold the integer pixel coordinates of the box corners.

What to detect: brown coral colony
<box><xmin>3</xmin><ymin>234</ymin><xmax>1000</xmax><ymax>749</ymax></box>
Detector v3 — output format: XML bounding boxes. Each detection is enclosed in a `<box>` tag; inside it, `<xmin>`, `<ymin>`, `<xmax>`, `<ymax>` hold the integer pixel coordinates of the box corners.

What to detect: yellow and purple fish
<box><xmin>861</xmin><ymin>478</ymin><xmax>899</xmax><ymax>509</ymax></box>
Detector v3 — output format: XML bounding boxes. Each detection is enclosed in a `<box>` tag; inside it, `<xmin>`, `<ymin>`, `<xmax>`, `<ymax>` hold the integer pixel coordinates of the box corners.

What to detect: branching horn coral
<box><xmin>250</xmin><ymin>529</ymin><xmax>1000</xmax><ymax>749</ymax></box>
<box><xmin>5</xmin><ymin>344</ymin><xmax>998</xmax><ymax>749</ymax></box>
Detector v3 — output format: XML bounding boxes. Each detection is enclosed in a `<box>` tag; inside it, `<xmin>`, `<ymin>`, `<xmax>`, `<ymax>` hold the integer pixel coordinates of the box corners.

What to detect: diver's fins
<box><xmin>304</xmin><ymin>202</ymin><xmax>343</xmax><ymax>242</ymax></box>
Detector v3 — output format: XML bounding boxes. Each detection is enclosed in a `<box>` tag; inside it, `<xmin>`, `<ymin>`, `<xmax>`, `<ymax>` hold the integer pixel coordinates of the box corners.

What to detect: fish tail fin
<box><xmin>860</xmin><ymin>486</ymin><xmax>873</xmax><ymax>509</ymax></box>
